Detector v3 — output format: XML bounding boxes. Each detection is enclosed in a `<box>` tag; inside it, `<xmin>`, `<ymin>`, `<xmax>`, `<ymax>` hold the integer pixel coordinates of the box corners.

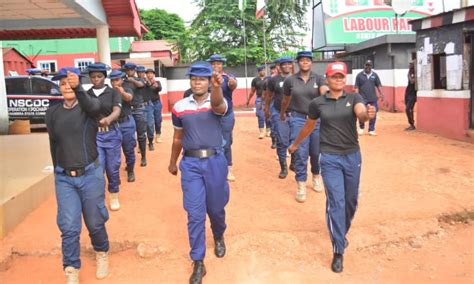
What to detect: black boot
<box><xmin>278</xmin><ymin>159</ymin><xmax>288</xmax><ymax>179</ymax></box>
<box><xmin>214</xmin><ymin>236</ymin><xmax>226</xmax><ymax>258</ymax></box>
<box><xmin>189</xmin><ymin>260</ymin><xmax>206</xmax><ymax>284</ymax></box>
<box><xmin>271</xmin><ymin>136</ymin><xmax>277</xmax><ymax>149</ymax></box>
<box><xmin>140</xmin><ymin>156</ymin><xmax>147</xmax><ymax>167</ymax></box>
<box><xmin>139</xmin><ymin>140</ymin><xmax>146</xmax><ymax>157</ymax></box>
<box><xmin>331</xmin><ymin>253</ymin><xmax>343</xmax><ymax>273</ymax></box>
<box><xmin>148</xmin><ymin>142</ymin><xmax>155</xmax><ymax>151</ymax></box>
<box><xmin>289</xmin><ymin>153</ymin><xmax>295</xmax><ymax>172</ymax></box>
<box><xmin>127</xmin><ymin>170</ymin><xmax>135</xmax><ymax>182</ymax></box>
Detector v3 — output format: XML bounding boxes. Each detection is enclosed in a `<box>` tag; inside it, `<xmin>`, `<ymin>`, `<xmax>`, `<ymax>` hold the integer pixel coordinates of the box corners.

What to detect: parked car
<box><xmin>6</xmin><ymin>76</ymin><xmax>62</xmax><ymax>123</ymax></box>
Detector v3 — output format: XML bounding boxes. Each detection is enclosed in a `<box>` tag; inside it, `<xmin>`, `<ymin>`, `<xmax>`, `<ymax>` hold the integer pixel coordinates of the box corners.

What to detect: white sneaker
<box><xmin>65</xmin><ymin>266</ymin><xmax>79</xmax><ymax>284</ymax></box>
<box><xmin>227</xmin><ymin>166</ymin><xmax>236</xmax><ymax>182</ymax></box>
<box><xmin>109</xmin><ymin>193</ymin><xmax>120</xmax><ymax>211</ymax></box>
<box><xmin>96</xmin><ymin>251</ymin><xmax>109</xmax><ymax>279</ymax></box>
<box><xmin>155</xmin><ymin>134</ymin><xmax>163</xmax><ymax>143</ymax></box>
<box><xmin>368</xmin><ymin>131</ymin><xmax>377</xmax><ymax>136</ymax></box>
<box><xmin>266</xmin><ymin>129</ymin><xmax>271</xmax><ymax>137</ymax></box>
<box><xmin>357</xmin><ymin>129</ymin><xmax>364</xmax><ymax>135</ymax></box>
<box><xmin>295</xmin><ymin>181</ymin><xmax>306</xmax><ymax>203</ymax></box>
<box><xmin>312</xmin><ymin>174</ymin><xmax>323</xmax><ymax>192</ymax></box>
<box><xmin>286</xmin><ymin>151</ymin><xmax>290</xmax><ymax>158</ymax></box>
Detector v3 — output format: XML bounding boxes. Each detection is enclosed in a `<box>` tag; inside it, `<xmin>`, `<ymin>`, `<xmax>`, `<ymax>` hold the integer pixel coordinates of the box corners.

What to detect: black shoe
<box><xmin>405</xmin><ymin>125</ymin><xmax>416</xmax><ymax>131</ymax></box>
<box><xmin>331</xmin><ymin>253</ymin><xmax>343</xmax><ymax>273</ymax></box>
<box><xmin>127</xmin><ymin>171</ymin><xmax>135</xmax><ymax>182</ymax></box>
<box><xmin>140</xmin><ymin>157</ymin><xmax>147</xmax><ymax>167</ymax></box>
<box><xmin>214</xmin><ymin>236</ymin><xmax>226</xmax><ymax>258</ymax></box>
<box><xmin>278</xmin><ymin>159</ymin><xmax>288</xmax><ymax>179</ymax></box>
<box><xmin>271</xmin><ymin>136</ymin><xmax>277</xmax><ymax>149</ymax></box>
<box><xmin>289</xmin><ymin>163</ymin><xmax>295</xmax><ymax>172</ymax></box>
<box><xmin>189</xmin><ymin>260</ymin><xmax>206</xmax><ymax>284</ymax></box>
<box><xmin>344</xmin><ymin>238</ymin><xmax>349</xmax><ymax>249</ymax></box>
<box><xmin>148</xmin><ymin>143</ymin><xmax>155</xmax><ymax>151</ymax></box>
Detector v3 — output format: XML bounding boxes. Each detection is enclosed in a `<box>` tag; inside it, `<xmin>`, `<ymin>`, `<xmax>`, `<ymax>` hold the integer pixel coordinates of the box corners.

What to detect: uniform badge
<box><xmin>279</xmin><ymin>82</ymin><xmax>284</xmax><ymax>87</ymax></box>
<box><xmin>313</xmin><ymin>83</ymin><xmax>318</xmax><ymax>88</ymax></box>
<box><xmin>346</xmin><ymin>102</ymin><xmax>351</xmax><ymax>107</ymax></box>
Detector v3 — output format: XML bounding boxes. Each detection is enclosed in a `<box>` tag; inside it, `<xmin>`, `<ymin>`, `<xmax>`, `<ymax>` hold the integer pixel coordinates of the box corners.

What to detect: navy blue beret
<box><xmin>136</xmin><ymin>66</ymin><xmax>146</xmax><ymax>73</ymax></box>
<box><xmin>123</xmin><ymin>62</ymin><xmax>137</xmax><ymax>70</ymax></box>
<box><xmin>52</xmin><ymin>67</ymin><xmax>82</xmax><ymax>81</ymax></box>
<box><xmin>279</xmin><ymin>56</ymin><xmax>294</xmax><ymax>64</ymax></box>
<box><xmin>186</xmin><ymin>61</ymin><xmax>213</xmax><ymax>77</ymax></box>
<box><xmin>87</xmin><ymin>62</ymin><xmax>109</xmax><ymax>74</ymax></box>
<box><xmin>206</xmin><ymin>54</ymin><xmax>226</xmax><ymax>63</ymax></box>
<box><xmin>109</xmin><ymin>69</ymin><xmax>125</xmax><ymax>80</ymax></box>
<box><xmin>296</xmin><ymin>51</ymin><xmax>313</xmax><ymax>60</ymax></box>
<box><xmin>257</xmin><ymin>65</ymin><xmax>265</xmax><ymax>72</ymax></box>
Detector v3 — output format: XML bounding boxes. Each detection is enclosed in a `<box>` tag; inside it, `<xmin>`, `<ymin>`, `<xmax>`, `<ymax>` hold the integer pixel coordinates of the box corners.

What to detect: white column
<box><xmin>96</xmin><ymin>25</ymin><xmax>111</xmax><ymax>66</ymax></box>
<box><xmin>0</xmin><ymin>41</ymin><xmax>9</xmax><ymax>135</ymax></box>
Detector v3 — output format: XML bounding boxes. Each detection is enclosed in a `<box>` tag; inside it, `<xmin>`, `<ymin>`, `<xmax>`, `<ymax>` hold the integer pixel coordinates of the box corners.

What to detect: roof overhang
<box><xmin>345</xmin><ymin>34</ymin><xmax>416</xmax><ymax>54</ymax></box>
<box><xmin>0</xmin><ymin>0</ymin><xmax>148</xmax><ymax>40</ymax></box>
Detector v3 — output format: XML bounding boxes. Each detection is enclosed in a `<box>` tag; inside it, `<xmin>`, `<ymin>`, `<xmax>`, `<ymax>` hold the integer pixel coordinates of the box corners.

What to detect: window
<box><xmin>432</xmin><ymin>53</ymin><xmax>447</xmax><ymax>89</ymax></box>
<box><xmin>6</xmin><ymin>78</ymin><xmax>31</xmax><ymax>94</ymax></box>
<box><xmin>37</xmin><ymin>60</ymin><xmax>57</xmax><ymax>73</ymax></box>
<box><xmin>74</xmin><ymin>58</ymin><xmax>94</xmax><ymax>71</ymax></box>
<box><xmin>31</xmin><ymin>78</ymin><xmax>58</xmax><ymax>95</ymax></box>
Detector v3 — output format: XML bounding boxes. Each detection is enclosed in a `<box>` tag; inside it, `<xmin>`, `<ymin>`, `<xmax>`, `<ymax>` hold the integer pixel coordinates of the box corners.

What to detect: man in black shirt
<box><xmin>280</xmin><ymin>51</ymin><xmax>328</xmax><ymax>203</ymax></box>
<box><xmin>289</xmin><ymin>62</ymin><xmax>375</xmax><ymax>273</ymax></box>
<box><xmin>110</xmin><ymin>69</ymin><xmax>136</xmax><ymax>183</ymax></box>
<box><xmin>46</xmin><ymin>67</ymin><xmax>110</xmax><ymax>283</ymax></box>
<box><xmin>87</xmin><ymin>63</ymin><xmax>122</xmax><ymax>211</ymax></box>
<box><xmin>247</xmin><ymin>65</ymin><xmax>267</xmax><ymax>139</ymax></box>
<box><xmin>146</xmin><ymin>68</ymin><xmax>164</xmax><ymax>143</ymax></box>
<box><xmin>265</xmin><ymin>56</ymin><xmax>293</xmax><ymax>178</ymax></box>
<box><xmin>122</xmin><ymin>62</ymin><xmax>147</xmax><ymax>166</ymax></box>
<box><xmin>354</xmin><ymin>60</ymin><xmax>384</xmax><ymax>136</ymax></box>
<box><xmin>404</xmin><ymin>60</ymin><xmax>417</xmax><ymax>131</ymax></box>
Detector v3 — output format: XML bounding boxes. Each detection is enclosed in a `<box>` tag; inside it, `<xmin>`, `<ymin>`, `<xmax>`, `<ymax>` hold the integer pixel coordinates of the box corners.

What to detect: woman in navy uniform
<box><xmin>122</xmin><ymin>62</ymin><xmax>147</xmax><ymax>166</ymax></box>
<box><xmin>168</xmin><ymin>61</ymin><xmax>229</xmax><ymax>284</ymax></box>
<box><xmin>110</xmin><ymin>69</ymin><xmax>136</xmax><ymax>183</ymax></box>
<box><xmin>87</xmin><ymin>63</ymin><xmax>123</xmax><ymax>211</ymax></box>
<box><xmin>46</xmin><ymin>67</ymin><xmax>110</xmax><ymax>283</ymax></box>
<box><xmin>289</xmin><ymin>62</ymin><xmax>375</xmax><ymax>273</ymax></box>
<box><xmin>145</xmin><ymin>68</ymin><xmax>163</xmax><ymax>143</ymax></box>
<box><xmin>207</xmin><ymin>54</ymin><xmax>238</xmax><ymax>181</ymax></box>
<box><xmin>246</xmin><ymin>65</ymin><xmax>268</xmax><ymax>139</ymax></box>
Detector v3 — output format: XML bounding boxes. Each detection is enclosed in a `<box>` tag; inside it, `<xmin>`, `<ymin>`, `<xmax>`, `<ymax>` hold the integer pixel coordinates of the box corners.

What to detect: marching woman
<box><xmin>289</xmin><ymin>62</ymin><xmax>375</xmax><ymax>273</ymax></box>
<box><xmin>46</xmin><ymin>68</ymin><xmax>110</xmax><ymax>283</ymax></box>
<box><xmin>87</xmin><ymin>63</ymin><xmax>123</xmax><ymax>211</ymax></box>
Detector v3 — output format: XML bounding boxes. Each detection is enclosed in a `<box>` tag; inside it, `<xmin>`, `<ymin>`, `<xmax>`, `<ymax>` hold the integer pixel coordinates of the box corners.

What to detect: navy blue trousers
<box><xmin>272</xmin><ymin>106</ymin><xmax>289</xmax><ymax>162</ymax></box>
<box><xmin>179</xmin><ymin>152</ymin><xmax>230</xmax><ymax>260</ymax></box>
<box><xmin>220</xmin><ymin>111</ymin><xmax>235</xmax><ymax>166</ymax></box>
<box><xmin>320</xmin><ymin>151</ymin><xmax>361</xmax><ymax>255</ymax></box>
<box><xmin>54</xmin><ymin>161</ymin><xmax>109</xmax><ymax>269</ymax></box>
<box><xmin>97</xmin><ymin>127</ymin><xmax>122</xmax><ymax>193</ymax></box>
<box><xmin>119</xmin><ymin>115</ymin><xmax>137</xmax><ymax>171</ymax></box>
<box><xmin>153</xmin><ymin>100</ymin><xmax>163</xmax><ymax>135</ymax></box>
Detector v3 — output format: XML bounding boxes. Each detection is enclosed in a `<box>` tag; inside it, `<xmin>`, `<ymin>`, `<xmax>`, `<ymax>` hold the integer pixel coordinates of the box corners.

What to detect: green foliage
<box><xmin>139</xmin><ymin>9</ymin><xmax>186</xmax><ymax>41</ymax></box>
<box><xmin>184</xmin><ymin>0</ymin><xmax>310</xmax><ymax>65</ymax></box>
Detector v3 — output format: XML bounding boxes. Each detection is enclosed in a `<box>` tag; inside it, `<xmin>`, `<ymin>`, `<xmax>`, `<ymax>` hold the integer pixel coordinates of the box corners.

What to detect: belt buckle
<box><xmin>199</xmin><ymin>149</ymin><xmax>208</xmax><ymax>158</ymax></box>
<box><xmin>70</xmin><ymin>170</ymin><xmax>77</xmax><ymax>177</ymax></box>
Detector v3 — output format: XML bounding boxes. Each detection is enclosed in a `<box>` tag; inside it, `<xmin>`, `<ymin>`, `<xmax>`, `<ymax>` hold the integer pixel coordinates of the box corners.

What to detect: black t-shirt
<box><xmin>251</xmin><ymin>76</ymin><xmax>266</xmax><ymax>98</ymax></box>
<box><xmin>87</xmin><ymin>86</ymin><xmax>121</xmax><ymax>121</ymax></box>
<box><xmin>46</xmin><ymin>85</ymin><xmax>101</xmax><ymax>169</ymax></box>
<box><xmin>354</xmin><ymin>71</ymin><xmax>381</xmax><ymax>102</ymax></box>
<box><xmin>267</xmin><ymin>74</ymin><xmax>287</xmax><ymax>111</ymax></box>
<box><xmin>119</xmin><ymin>87</ymin><xmax>134</xmax><ymax>118</ymax></box>
<box><xmin>150</xmin><ymin>80</ymin><xmax>162</xmax><ymax>102</ymax></box>
<box><xmin>284</xmin><ymin>71</ymin><xmax>326</xmax><ymax>115</ymax></box>
<box><xmin>308</xmin><ymin>92</ymin><xmax>364</xmax><ymax>155</ymax></box>
<box><xmin>123</xmin><ymin>77</ymin><xmax>145</xmax><ymax>107</ymax></box>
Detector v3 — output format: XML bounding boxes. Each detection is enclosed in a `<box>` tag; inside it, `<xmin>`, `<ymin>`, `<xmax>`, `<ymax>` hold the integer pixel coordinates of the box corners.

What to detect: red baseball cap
<box><xmin>326</xmin><ymin>62</ymin><xmax>347</xmax><ymax>77</ymax></box>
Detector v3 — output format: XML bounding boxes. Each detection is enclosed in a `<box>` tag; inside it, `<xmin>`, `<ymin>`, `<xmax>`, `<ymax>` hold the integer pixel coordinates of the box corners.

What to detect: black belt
<box><xmin>98</xmin><ymin>123</ymin><xmax>118</xmax><ymax>132</ymax></box>
<box><xmin>63</xmin><ymin>159</ymin><xmax>100</xmax><ymax>177</ymax></box>
<box><xmin>131</xmin><ymin>103</ymin><xmax>145</xmax><ymax>109</ymax></box>
<box><xmin>289</xmin><ymin>111</ymin><xmax>308</xmax><ymax>119</ymax></box>
<box><xmin>184</xmin><ymin>149</ymin><xmax>217</xmax><ymax>158</ymax></box>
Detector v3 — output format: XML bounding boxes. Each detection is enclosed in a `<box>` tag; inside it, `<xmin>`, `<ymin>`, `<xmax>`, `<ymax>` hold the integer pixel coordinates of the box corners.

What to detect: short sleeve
<box><xmin>308</xmin><ymin>99</ymin><xmax>321</xmax><ymax>120</ymax></box>
<box><xmin>124</xmin><ymin>87</ymin><xmax>134</xmax><ymax>97</ymax></box>
<box><xmin>353</xmin><ymin>93</ymin><xmax>364</xmax><ymax>106</ymax></box>
<box><xmin>267</xmin><ymin>77</ymin><xmax>276</xmax><ymax>92</ymax></box>
<box><xmin>317</xmin><ymin>75</ymin><xmax>327</xmax><ymax>88</ymax></box>
<box><xmin>112</xmin><ymin>88</ymin><xmax>122</xmax><ymax>108</ymax></box>
<box><xmin>354</xmin><ymin>74</ymin><xmax>361</xmax><ymax>88</ymax></box>
<box><xmin>171</xmin><ymin>107</ymin><xmax>183</xmax><ymax>129</ymax></box>
<box><xmin>283</xmin><ymin>76</ymin><xmax>292</xmax><ymax>97</ymax></box>
<box><xmin>251</xmin><ymin>78</ymin><xmax>257</xmax><ymax>88</ymax></box>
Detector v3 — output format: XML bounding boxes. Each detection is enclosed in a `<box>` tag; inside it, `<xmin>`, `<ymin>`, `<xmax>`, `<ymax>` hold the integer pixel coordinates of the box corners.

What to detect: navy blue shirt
<box><xmin>354</xmin><ymin>71</ymin><xmax>381</xmax><ymax>102</ymax></box>
<box><xmin>172</xmin><ymin>94</ymin><xmax>227</xmax><ymax>151</ymax></box>
<box><xmin>221</xmin><ymin>73</ymin><xmax>236</xmax><ymax>113</ymax></box>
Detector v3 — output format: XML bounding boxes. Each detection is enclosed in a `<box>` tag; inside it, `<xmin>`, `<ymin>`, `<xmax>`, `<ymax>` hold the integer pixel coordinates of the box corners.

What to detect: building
<box><xmin>410</xmin><ymin>6</ymin><xmax>474</xmax><ymax>142</ymax></box>
<box><xmin>2</xmin><ymin>47</ymin><xmax>35</xmax><ymax>76</ymax></box>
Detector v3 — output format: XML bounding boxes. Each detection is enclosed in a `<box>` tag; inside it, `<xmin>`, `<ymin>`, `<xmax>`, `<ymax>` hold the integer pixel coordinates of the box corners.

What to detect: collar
<box><xmin>296</xmin><ymin>71</ymin><xmax>315</xmax><ymax>81</ymax></box>
<box><xmin>189</xmin><ymin>93</ymin><xmax>210</xmax><ymax>104</ymax></box>
<box><xmin>324</xmin><ymin>91</ymin><xmax>347</xmax><ymax>100</ymax></box>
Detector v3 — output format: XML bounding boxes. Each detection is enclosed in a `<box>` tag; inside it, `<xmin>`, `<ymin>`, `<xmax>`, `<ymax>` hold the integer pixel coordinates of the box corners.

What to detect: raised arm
<box><xmin>210</xmin><ymin>72</ymin><xmax>227</xmax><ymax>115</ymax></box>
<box><xmin>67</xmin><ymin>71</ymin><xmax>101</xmax><ymax>117</ymax></box>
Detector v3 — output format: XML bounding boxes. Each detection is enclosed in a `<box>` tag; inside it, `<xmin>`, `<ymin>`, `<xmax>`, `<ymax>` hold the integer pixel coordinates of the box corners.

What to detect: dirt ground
<box><xmin>1</xmin><ymin>111</ymin><xmax>473</xmax><ymax>284</ymax></box>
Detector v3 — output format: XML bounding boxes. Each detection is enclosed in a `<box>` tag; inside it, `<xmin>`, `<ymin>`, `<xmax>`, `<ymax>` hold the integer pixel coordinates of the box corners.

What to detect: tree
<box><xmin>187</xmin><ymin>0</ymin><xmax>310</xmax><ymax>65</ymax></box>
<box><xmin>139</xmin><ymin>9</ymin><xmax>186</xmax><ymax>41</ymax></box>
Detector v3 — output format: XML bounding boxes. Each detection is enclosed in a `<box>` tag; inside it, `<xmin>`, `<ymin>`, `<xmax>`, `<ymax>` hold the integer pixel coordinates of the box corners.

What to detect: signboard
<box><xmin>313</xmin><ymin>0</ymin><xmax>442</xmax><ymax>50</ymax></box>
